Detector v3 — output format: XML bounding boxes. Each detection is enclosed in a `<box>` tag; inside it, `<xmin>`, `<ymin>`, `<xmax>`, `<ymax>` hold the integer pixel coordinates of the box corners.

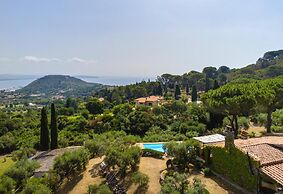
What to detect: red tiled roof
<box><xmin>135</xmin><ymin>96</ymin><xmax>163</xmax><ymax>103</ymax></box>
<box><xmin>261</xmin><ymin>163</ymin><xmax>283</xmax><ymax>186</ymax></box>
<box><xmin>241</xmin><ymin>143</ymin><xmax>283</xmax><ymax>166</ymax></box>
<box><xmin>235</xmin><ymin>136</ymin><xmax>283</xmax><ymax>148</ymax></box>
<box><xmin>234</xmin><ymin>136</ymin><xmax>283</xmax><ymax>186</ymax></box>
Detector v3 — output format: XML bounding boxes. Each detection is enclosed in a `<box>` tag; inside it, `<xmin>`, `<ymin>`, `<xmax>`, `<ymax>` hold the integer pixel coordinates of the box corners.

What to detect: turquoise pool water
<box><xmin>143</xmin><ymin>143</ymin><xmax>165</xmax><ymax>152</ymax></box>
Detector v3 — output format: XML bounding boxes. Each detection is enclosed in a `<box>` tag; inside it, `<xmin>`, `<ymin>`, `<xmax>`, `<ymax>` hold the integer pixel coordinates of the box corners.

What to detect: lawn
<box><xmin>0</xmin><ymin>155</ymin><xmax>15</xmax><ymax>176</ymax></box>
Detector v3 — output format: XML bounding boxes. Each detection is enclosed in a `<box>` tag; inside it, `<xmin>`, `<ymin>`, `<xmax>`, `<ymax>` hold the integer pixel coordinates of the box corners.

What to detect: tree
<box><xmin>218</xmin><ymin>66</ymin><xmax>230</xmax><ymax>74</ymax></box>
<box><xmin>156</xmin><ymin>82</ymin><xmax>163</xmax><ymax>96</ymax></box>
<box><xmin>212</xmin><ymin>80</ymin><xmax>219</xmax><ymax>89</ymax></box>
<box><xmin>4</xmin><ymin>159</ymin><xmax>39</xmax><ymax>189</ymax></box>
<box><xmin>131</xmin><ymin>172</ymin><xmax>149</xmax><ymax>192</ymax></box>
<box><xmin>202</xmin><ymin>83</ymin><xmax>257</xmax><ymax>136</ymax></box>
<box><xmin>86</xmin><ymin>98</ymin><xmax>104</xmax><ymax>115</ymax></box>
<box><xmin>205</xmin><ymin>76</ymin><xmax>210</xmax><ymax>92</ymax></box>
<box><xmin>161</xmin><ymin>172</ymin><xmax>188</xmax><ymax>194</ymax></box>
<box><xmin>0</xmin><ymin>176</ymin><xmax>15</xmax><ymax>194</ymax></box>
<box><xmin>161</xmin><ymin>173</ymin><xmax>209</xmax><ymax>194</ymax></box>
<box><xmin>164</xmin><ymin>141</ymin><xmax>199</xmax><ymax>170</ymax></box>
<box><xmin>202</xmin><ymin>66</ymin><xmax>218</xmax><ymax>79</ymax></box>
<box><xmin>40</xmin><ymin>107</ymin><xmax>49</xmax><ymax>151</ymax></box>
<box><xmin>185</xmin><ymin>84</ymin><xmax>189</xmax><ymax>95</ymax></box>
<box><xmin>50</xmin><ymin>103</ymin><xmax>58</xmax><ymax>150</ymax></box>
<box><xmin>88</xmin><ymin>184</ymin><xmax>112</xmax><ymax>194</ymax></box>
<box><xmin>191</xmin><ymin>85</ymin><xmax>197</xmax><ymax>102</ymax></box>
<box><xmin>174</xmin><ymin>83</ymin><xmax>181</xmax><ymax>100</ymax></box>
<box><xmin>65</xmin><ymin>98</ymin><xmax>78</xmax><ymax>110</ymax></box>
<box><xmin>256</xmin><ymin>78</ymin><xmax>283</xmax><ymax>133</ymax></box>
<box><xmin>53</xmin><ymin>148</ymin><xmax>89</xmax><ymax>180</ymax></box>
<box><xmin>21</xmin><ymin>178</ymin><xmax>52</xmax><ymax>194</ymax></box>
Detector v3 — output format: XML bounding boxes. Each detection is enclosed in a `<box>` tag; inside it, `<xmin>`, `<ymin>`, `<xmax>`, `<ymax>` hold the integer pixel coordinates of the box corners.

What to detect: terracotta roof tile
<box><xmin>261</xmin><ymin>163</ymin><xmax>283</xmax><ymax>186</ymax></box>
<box><xmin>235</xmin><ymin>136</ymin><xmax>283</xmax><ymax>148</ymax></box>
<box><xmin>241</xmin><ymin>143</ymin><xmax>283</xmax><ymax>166</ymax></box>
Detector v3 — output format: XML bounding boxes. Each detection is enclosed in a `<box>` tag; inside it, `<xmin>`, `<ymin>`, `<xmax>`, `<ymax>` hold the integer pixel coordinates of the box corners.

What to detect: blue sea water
<box><xmin>143</xmin><ymin>143</ymin><xmax>165</xmax><ymax>152</ymax></box>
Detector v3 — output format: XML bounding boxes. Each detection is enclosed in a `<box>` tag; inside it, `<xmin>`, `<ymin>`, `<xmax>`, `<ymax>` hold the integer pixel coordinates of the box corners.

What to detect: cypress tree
<box><xmin>50</xmin><ymin>103</ymin><xmax>58</xmax><ymax>150</ymax></box>
<box><xmin>191</xmin><ymin>85</ymin><xmax>197</xmax><ymax>102</ymax></box>
<box><xmin>185</xmin><ymin>84</ymin><xmax>190</xmax><ymax>95</ymax></box>
<box><xmin>174</xmin><ymin>83</ymin><xmax>181</xmax><ymax>100</ymax></box>
<box><xmin>40</xmin><ymin>107</ymin><xmax>49</xmax><ymax>151</ymax></box>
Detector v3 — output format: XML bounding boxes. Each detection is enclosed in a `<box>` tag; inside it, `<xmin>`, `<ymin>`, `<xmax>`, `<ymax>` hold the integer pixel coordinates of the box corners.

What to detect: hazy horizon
<box><xmin>0</xmin><ymin>0</ymin><xmax>283</xmax><ymax>76</ymax></box>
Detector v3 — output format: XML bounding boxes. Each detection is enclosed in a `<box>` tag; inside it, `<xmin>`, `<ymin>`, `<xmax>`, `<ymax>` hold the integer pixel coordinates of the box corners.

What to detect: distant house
<box><xmin>30</xmin><ymin>146</ymin><xmax>81</xmax><ymax>178</ymax></box>
<box><xmin>98</xmin><ymin>97</ymin><xmax>105</xmax><ymax>102</ymax></box>
<box><xmin>135</xmin><ymin>96</ymin><xmax>164</xmax><ymax>106</ymax></box>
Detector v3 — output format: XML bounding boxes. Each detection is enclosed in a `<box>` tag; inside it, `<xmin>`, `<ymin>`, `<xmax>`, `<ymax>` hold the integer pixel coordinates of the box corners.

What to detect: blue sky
<box><xmin>0</xmin><ymin>0</ymin><xmax>282</xmax><ymax>76</ymax></box>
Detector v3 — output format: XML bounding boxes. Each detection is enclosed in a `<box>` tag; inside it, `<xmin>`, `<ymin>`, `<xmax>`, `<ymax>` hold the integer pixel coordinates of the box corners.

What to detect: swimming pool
<box><xmin>143</xmin><ymin>143</ymin><xmax>165</xmax><ymax>152</ymax></box>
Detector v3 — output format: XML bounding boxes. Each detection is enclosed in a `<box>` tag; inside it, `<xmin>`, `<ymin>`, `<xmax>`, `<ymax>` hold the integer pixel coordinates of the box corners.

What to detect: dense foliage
<box><xmin>0</xmin><ymin>159</ymin><xmax>39</xmax><ymax>192</ymax></box>
<box><xmin>53</xmin><ymin>148</ymin><xmax>89</xmax><ymax>180</ymax></box>
<box><xmin>161</xmin><ymin>172</ymin><xmax>209</xmax><ymax>194</ymax></box>
<box><xmin>204</xmin><ymin>146</ymin><xmax>258</xmax><ymax>191</ymax></box>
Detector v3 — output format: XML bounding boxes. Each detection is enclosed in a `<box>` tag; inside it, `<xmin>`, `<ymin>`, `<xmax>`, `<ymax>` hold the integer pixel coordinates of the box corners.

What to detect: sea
<box><xmin>0</xmin><ymin>75</ymin><xmax>156</xmax><ymax>91</ymax></box>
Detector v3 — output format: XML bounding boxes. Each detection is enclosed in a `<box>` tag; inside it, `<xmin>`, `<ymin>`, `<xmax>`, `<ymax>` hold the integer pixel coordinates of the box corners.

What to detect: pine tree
<box><xmin>213</xmin><ymin>79</ymin><xmax>220</xmax><ymax>89</ymax></box>
<box><xmin>40</xmin><ymin>107</ymin><xmax>49</xmax><ymax>151</ymax></box>
<box><xmin>50</xmin><ymin>103</ymin><xmax>58</xmax><ymax>150</ymax></box>
<box><xmin>191</xmin><ymin>85</ymin><xmax>197</xmax><ymax>102</ymax></box>
<box><xmin>174</xmin><ymin>83</ymin><xmax>181</xmax><ymax>100</ymax></box>
<box><xmin>205</xmin><ymin>76</ymin><xmax>210</xmax><ymax>92</ymax></box>
<box><xmin>156</xmin><ymin>83</ymin><xmax>163</xmax><ymax>96</ymax></box>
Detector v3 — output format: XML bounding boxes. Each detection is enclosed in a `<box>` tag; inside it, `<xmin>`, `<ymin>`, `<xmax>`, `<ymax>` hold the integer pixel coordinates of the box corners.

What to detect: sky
<box><xmin>0</xmin><ymin>0</ymin><xmax>283</xmax><ymax>77</ymax></box>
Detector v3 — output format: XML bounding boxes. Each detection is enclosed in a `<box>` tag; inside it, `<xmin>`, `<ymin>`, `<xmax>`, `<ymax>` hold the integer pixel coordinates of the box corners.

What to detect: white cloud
<box><xmin>20</xmin><ymin>56</ymin><xmax>96</xmax><ymax>64</ymax></box>
<box><xmin>68</xmin><ymin>57</ymin><xmax>96</xmax><ymax>64</ymax></box>
<box><xmin>21</xmin><ymin>56</ymin><xmax>61</xmax><ymax>62</ymax></box>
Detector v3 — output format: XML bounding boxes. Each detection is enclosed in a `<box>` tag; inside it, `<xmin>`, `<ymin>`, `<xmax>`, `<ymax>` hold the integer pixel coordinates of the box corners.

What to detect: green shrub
<box><xmin>20</xmin><ymin>178</ymin><xmax>52</xmax><ymax>194</ymax></box>
<box><xmin>88</xmin><ymin>184</ymin><xmax>112</xmax><ymax>194</ymax></box>
<box><xmin>84</xmin><ymin>140</ymin><xmax>105</xmax><ymax>158</ymax></box>
<box><xmin>271</xmin><ymin>126</ymin><xmax>283</xmax><ymax>132</ymax></box>
<box><xmin>161</xmin><ymin>172</ymin><xmax>209</xmax><ymax>194</ymax></box>
<box><xmin>238</xmin><ymin>117</ymin><xmax>249</xmax><ymax>130</ymax></box>
<box><xmin>4</xmin><ymin>159</ymin><xmax>39</xmax><ymax>189</ymax></box>
<box><xmin>53</xmin><ymin>148</ymin><xmax>89</xmax><ymax>180</ymax></box>
<box><xmin>203</xmin><ymin>167</ymin><xmax>211</xmax><ymax>177</ymax></box>
<box><xmin>248</xmin><ymin>131</ymin><xmax>256</xmax><ymax>138</ymax></box>
<box><xmin>11</xmin><ymin>147</ymin><xmax>36</xmax><ymax>161</ymax></box>
<box><xmin>142</xmin><ymin>148</ymin><xmax>164</xmax><ymax>159</ymax></box>
<box><xmin>105</xmin><ymin>146</ymin><xmax>142</xmax><ymax>174</ymax></box>
<box><xmin>131</xmin><ymin>172</ymin><xmax>149</xmax><ymax>190</ymax></box>
<box><xmin>0</xmin><ymin>176</ymin><xmax>15</xmax><ymax>194</ymax></box>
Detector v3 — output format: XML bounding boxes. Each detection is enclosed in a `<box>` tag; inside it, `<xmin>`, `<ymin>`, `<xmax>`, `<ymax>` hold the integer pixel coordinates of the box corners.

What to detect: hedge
<box><xmin>204</xmin><ymin>146</ymin><xmax>258</xmax><ymax>192</ymax></box>
<box><xmin>142</xmin><ymin>149</ymin><xmax>164</xmax><ymax>159</ymax></box>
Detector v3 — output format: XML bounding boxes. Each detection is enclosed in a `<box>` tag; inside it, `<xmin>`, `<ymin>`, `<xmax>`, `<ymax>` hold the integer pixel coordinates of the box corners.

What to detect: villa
<box><xmin>235</xmin><ymin>136</ymin><xmax>283</xmax><ymax>192</ymax></box>
<box><xmin>199</xmin><ymin>135</ymin><xmax>283</xmax><ymax>193</ymax></box>
<box><xmin>135</xmin><ymin>95</ymin><xmax>164</xmax><ymax>106</ymax></box>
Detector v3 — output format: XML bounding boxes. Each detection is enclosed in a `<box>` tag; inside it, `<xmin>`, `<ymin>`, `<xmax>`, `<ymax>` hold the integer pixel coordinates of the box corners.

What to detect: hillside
<box><xmin>17</xmin><ymin>75</ymin><xmax>105</xmax><ymax>96</ymax></box>
<box><xmin>228</xmin><ymin>50</ymin><xmax>283</xmax><ymax>80</ymax></box>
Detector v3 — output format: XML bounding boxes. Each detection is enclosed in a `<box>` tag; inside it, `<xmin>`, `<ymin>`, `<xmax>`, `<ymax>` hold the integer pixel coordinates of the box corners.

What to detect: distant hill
<box><xmin>17</xmin><ymin>75</ymin><xmax>105</xmax><ymax>96</ymax></box>
<box><xmin>228</xmin><ymin>50</ymin><xmax>283</xmax><ymax>81</ymax></box>
<box><xmin>150</xmin><ymin>49</ymin><xmax>283</xmax><ymax>92</ymax></box>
